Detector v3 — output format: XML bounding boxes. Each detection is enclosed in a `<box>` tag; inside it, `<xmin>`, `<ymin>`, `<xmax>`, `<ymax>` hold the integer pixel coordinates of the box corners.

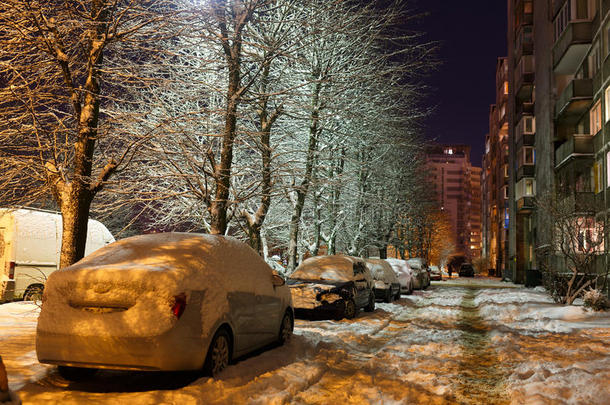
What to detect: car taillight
<box><xmin>171</xmin><ymin>293</ymin><xmax>187</xmax><ymax>319</ymax></box>
<box><xmin>8</xmin><ymin>262</ymin><xmax>15</xmax><ymax>280</ymax></box>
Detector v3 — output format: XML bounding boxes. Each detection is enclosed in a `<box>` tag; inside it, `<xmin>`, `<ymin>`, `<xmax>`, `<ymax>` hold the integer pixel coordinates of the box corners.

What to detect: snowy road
<box><xmin>2</xmin><ymin>278</ymin><xmax>610</xmax><ymax>404</ymax></box>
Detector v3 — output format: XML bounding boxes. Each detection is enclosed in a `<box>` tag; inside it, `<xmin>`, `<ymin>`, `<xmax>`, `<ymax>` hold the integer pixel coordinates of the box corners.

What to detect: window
<box><xmin>594</xmin><ymin>160</ymin><xmax>603</xmax><ymax>193</ymax></box>
<box><xmin>502</xmin><ymin>185</ymin><xmax>508</xmax><ymax>199</ymax></box>
<box><xmin>588</xmin><ymin>42</ymin><xmax>601</xmax><ymax>78</ymax></box>
<box><xmin>605</xmin><ymin>21</ymin><xmax>610</xmax><ymax>56</ymax></box>
<box><xmin>590</xmin><ymin>99</ymin><xmax>602</xmax><ymax>134</ymax></box>
<box><xmin>524</xmin><ymin>147</ymin><xmax>535</xmax><ymax>165</ymax></box>
<box><xmin>504</xmin><ymin>81</ymin><xmax>509</xmax><ymax>95</ymax></box>
<box><xmin>607</xmin><ymin>151</ymin><xmax>610</xmax><ymax>188</ymax></box>
<box><xmin>525</xmin><ymin>179</ymin><xmax>534</xmax><ymax>195</ymax></box>
<box><xmin>605</xmin><ymin>87</ymin><xmax>610</xmax><ymax>122</ymax></box>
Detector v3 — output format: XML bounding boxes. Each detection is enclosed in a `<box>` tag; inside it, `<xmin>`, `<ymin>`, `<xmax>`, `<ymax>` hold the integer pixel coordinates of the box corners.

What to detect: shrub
<box><xmin>583</xmin><ymin>289</ymin><xmax>609</xmax><ymax>311</ymax></box>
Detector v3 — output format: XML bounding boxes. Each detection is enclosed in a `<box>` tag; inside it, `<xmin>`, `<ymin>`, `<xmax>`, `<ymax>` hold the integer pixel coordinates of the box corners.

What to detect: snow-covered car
<box><xmin>406</xmin><ymin>258</ymin><xmax>430</xmax><ymax>289</ymax></box>
<box><xmin>385</xmin><ymin>258</ymin><xmax>414</xmax><ymax>295</ymax></box>
<box><xmin>36</xmin><ymin>233</ymin><xmax>293</xmax><ymax>379</ymax></box>
<box><xmin>365</xmin><ymin>259</ymin><xmax>401</xmax><ymax>302</ymax></box>
<box><xmin>459</xmin><ymin>263</ymin><xmax>475</xmax><ymax>277</ymax></box>
<box><xmin>287</xmin><ymin>255</ymin><xmax>375</xmax><ymax>319</ymax></box>
<box><xmin>429</xmin><ymin>265</ymin><xmax>442</xmax><ymax>281</ymax></box>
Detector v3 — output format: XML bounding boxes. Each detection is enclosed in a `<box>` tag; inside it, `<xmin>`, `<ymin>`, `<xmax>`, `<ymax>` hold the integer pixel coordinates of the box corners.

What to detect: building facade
<box><xmin>426</xmin><ymin>144</ymin><xmax>482</xmax><ymax>261</ymax></box>
<box><xmin>483</xmin><ymin>57</ymin><xmax>511</xmax><ymax>275</ymax></box>
<box><xmin>506</xmin><ymin>0</ymin><xmax>609</xmax><ymax>283</ymax></box>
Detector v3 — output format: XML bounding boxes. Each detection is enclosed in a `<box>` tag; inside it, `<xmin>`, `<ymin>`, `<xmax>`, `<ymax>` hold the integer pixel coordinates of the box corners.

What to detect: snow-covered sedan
<box><xmin>385</xmin><ymin>258</ymin><xmax>414</xmax><ymax>295</ymax></box>
<box><xmin>406</xmin><ymin>258</ymin><xmax>431</xmax><ymax>289</ymax></box>
<box><xmin>36</xmin><ymin>233</ymin><xmax>293</xmax><ymax>379</ymax></box>
<box><xmin>288</xmin><ymin>255</ymin><xmax>375</xmax><ymax>319</ymax></box>
<box><xmin>366</xmin><ymin>259</ymin><xmax>401</xmax><ymax>302</ymax></box>
<box><xmin>429</xmin><ymin>265</ymin><xmax>442</xmax><ymax>281</ymax></box>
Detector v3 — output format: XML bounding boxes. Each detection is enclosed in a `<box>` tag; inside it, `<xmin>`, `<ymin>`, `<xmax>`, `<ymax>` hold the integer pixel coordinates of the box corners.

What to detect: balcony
<box><xmin>558</xmin><ymin>192</ymin><xmax>598</xmax><ymax>213</ymax></box>
<box><xmin>515</xmin><ymin>55</ymin><xmax>535</xmax><ymax>100</ymax></box>
<box><xmin>553</xmin><ymin>21</ymin><xmax>593</xmax><ymax>74</ymax></box>
<box><xmin>515</xmin><ymin>0</ymin><xmax>533</xmax><ymax>28</ymax></box>
<box><xmin>555</xmin><ymin>134</ymin><xmax>594</xmax><ymax>169</ymax></box>
<box><xmin>517</xmin><ymin>197</ymin><xmax>535</xmax><ymax>213</ymax></box>
<box><xmin>514</xmin><ymin>27</ymin><xmax>534</xmax><ymax>64</ymax></box>
<box><xmin>517</xmin><ymin>164</ymin><xmax>535</xmax><ymax>181</ymax></box>
<box><xmin>516</xmin><ymin>134</ymin><xmax>535</xmax><ymax>150</ymax></box>
<box><xmin>515</xmin><ymin>102</ymin><xmax>534</xmax><ymax>124</ymax></box>
<box><xmin>554</xmin><ymin>79</ymin><xmax>592</xmax><ymax>124</ymax></box>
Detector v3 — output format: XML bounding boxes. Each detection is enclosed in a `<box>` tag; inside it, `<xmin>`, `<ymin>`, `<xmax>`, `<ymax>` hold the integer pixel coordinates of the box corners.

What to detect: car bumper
<box><xmin>374</xmin><ymin>287</ymin><xmax>390</xmax><ymax>299</ymax></box>
<box><xmin>293</xmin><ymin>300</ymin><xmax>346</xmax><ymax>318</ymax></box>
<box><xmin>430</xmin><ymin>274</ymin><xmax>442</xmax><ymax>281</ymax></box>
<box><xmin>36</xmin><ymin>293</ymin><xmax>208</xmax><ymax>371</ymax></box>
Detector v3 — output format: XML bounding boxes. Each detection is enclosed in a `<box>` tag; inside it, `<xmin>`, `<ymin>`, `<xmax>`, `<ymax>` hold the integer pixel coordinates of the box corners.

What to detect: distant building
<box><xmin>425</xmin><ymin>144</ymin><xmax>482</xmax><ymax>261</ymax></box>
<box><xmin>482</xmin><ymin>57</ymin><xmax>510</xmax><ymax>276</ymax></box>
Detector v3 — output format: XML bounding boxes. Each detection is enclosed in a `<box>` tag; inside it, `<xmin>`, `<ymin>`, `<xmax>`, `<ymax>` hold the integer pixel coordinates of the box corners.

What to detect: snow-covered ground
<box><xmin>1</xmin><ymin>278</ymin><xmax>609</xmax><ymax>404</ymax></box>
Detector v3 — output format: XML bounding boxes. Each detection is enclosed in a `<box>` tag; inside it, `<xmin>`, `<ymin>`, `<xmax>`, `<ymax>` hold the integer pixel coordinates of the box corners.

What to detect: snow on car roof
<box><xmin>365</xmin><ymin>259</ymin><xmax>397</xmax><ymax>283</ymax></box>
<box><xmin>38</xmin><ymin>233</ymin><xmax>278</xmax><ymax>338</ymax></box>
<box><xmin>290</xmin><ymin>255</ymin><xmax>363</xmax><ymax>282</ymax></box>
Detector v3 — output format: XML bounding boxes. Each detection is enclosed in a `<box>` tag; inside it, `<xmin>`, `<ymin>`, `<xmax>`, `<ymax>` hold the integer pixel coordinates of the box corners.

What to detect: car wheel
<box><xmin>394</xmin><ymin>288</ymin><xmax>401</xmax><ymax>300</ymax></box>
<box><xmin>57</xmin><ymin>366</ymin><xmax>97</xmax><ymax>381</ymax></box>
<box><xmin>364</xmin><ymin>292</ymin><xmax>375</xmax><ymax>312</ymax></box>
<box><xmin>23</xmin><ymin>285</ymin><xmax>44</xmax><ymax>301</ymax></box>
<box><xmin>407</xmin><ymin>281</ymin><xmax>414</xmax><ymax>295</ymax></box>
<box><xmin>343</xmin><ymin>299</ymin><xmax>357</xmax><ymax>319</ymax></box>
<box><xmin>385</xmin><ymin>289</ymin><xmax>392</xmax><ymax>303</ymax></box>
<box><xmin>277</xmin><ymin>311</ymin><xmax>293</xmax><ymax>345</ymax></box>
<box><xmin>203</xmin><ymin>329</ymin><xmax>231</xmax><ymax>376</ymax></box>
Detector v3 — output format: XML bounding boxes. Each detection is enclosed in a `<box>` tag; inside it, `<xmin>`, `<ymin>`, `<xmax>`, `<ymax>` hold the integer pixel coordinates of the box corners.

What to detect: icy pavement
<box><xmin>0</xmin><ymin>278</ymin><xmax>609</xmax><ymax>404</ymax></box>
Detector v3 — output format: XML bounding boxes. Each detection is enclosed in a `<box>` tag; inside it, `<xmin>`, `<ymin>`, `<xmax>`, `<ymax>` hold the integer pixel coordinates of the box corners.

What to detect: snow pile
<box><xmin>0</xmin><ymin>302</ymin><xmax>39</xmax><ymax>339</ymax></box>
<box><xmin>290</xmin><ymin>255</ymin><xmax>361</xmax><ymax>282</ymax></box>
<box><xmin>38</xmin><ymin>233</ymin><xmax>288</xmax><ymax>338</ymax></box>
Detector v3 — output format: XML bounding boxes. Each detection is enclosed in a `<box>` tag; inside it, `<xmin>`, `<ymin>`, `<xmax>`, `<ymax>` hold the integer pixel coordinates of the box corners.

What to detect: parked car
<box><xmin>0</xmin><ymin>208</ymin><xmax>114</xmax><ymax>302</ymax></box>
<box><xmin>385</xmin><ymin>258</ymin><xmax>414</xmax><ymax>295</ymax></box>
<box><xmin>406</xmin><ymin>258</ymin><xmax>430</xmax><ymax>289</ymax></box>
<box><xmin>365</xmin><ymin>259</ymin><xmax>401</xmax><ymax>302</ymax></box>
<box><xmin>459</xmin><ymin>263</ymin><xmax>475</xmax><ymax>277</ymax></box>
<box><xmin>288</xmin><ymin>255</ymin><xmax>375</xmax><ymax>319</ymax></box>
<box><xmin>429</xmin><ymin>265</ymin><xmax>442</xmax><ymax>281</ymax></box>
<box><xmin>36</xmin><ymin>233</ymin><xmax>293</xmax><ymax>379</ymax></box>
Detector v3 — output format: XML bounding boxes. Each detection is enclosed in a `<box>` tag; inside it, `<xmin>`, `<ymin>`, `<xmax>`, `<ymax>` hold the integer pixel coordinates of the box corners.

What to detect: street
<box><xmin>2</xmin><ymin>278</ymin><xmax>609</xmax><ymax>404</ymax></box>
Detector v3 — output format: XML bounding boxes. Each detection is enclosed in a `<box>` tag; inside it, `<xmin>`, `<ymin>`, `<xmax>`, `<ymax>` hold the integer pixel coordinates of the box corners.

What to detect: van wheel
<box><xmin>23</xmin><ymin>285</ymin><xmax>44</xmax><ymax>301</ymax></box>
<box><xmin>203</xmin><ymin>329</ymin><xmax>231</xmax><ymax>377</ymax></box>
<box><xmin>277</xmin><ymin>311</ymin><xmax>293</xmax><ymax>345</ymax></box>
<box><xmin>57</xmin><ymin>366</ymin><xmax>97</xmax><ymax>381</ymax></box>
<box><xmin>364</xmin><ymin>292</ymin><xmax>375</xmax><ymax>312</ymax></box>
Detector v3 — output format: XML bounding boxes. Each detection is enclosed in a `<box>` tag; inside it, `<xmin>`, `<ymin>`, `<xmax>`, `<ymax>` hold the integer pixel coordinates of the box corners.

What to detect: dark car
<box><xmin>459</xmin><ymin>263</ymin><xmax>475</xmax><ymax>277</ymax></box>
<box><xmin>288</xmin><ymin>255</ymin><xmax>375</xmax><ymax>319</ymax></box>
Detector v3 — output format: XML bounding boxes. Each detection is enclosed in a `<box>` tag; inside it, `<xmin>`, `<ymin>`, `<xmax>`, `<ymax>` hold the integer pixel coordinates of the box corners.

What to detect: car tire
<box><xmin>364</xmin><ymin>292</ymin><xmax>375</xmax><ymax>312</ymax></box>
<box><xmin>407</xmin><ymin>281</ymin><xmax>413</xmax><ymax>295</ymax></box>
<box><xmin>277</xmin><ymin>311</ymin><xmax>293</xmax><ymax>345</ymax></box>
<box><xmin>203</xmin><ymin>328</ymin><xmax>231</xmax><ymax>377</ymax></box>
<box><xmin>343</xmin><ymin>299</ymin><xmax>357</xmax><ymax>319</ymax></box>
<box><xmin>23</xmin><ymin>284</ymin><xmax>44</xmax><ymax>301</ymax></box>
<box><xmin>394</xmin><ymin>288</ymin><xmax>401</xmax><ymax>300</ymax></box>
<box><xmin>57</xmin><ymin>366</ymin><xmax>97</xmax><ymax>381</ymax></box>
<box><xmin>384</xmin><ymin>289</ymin><xmax>392</xmax><ymax>303</ymax></box>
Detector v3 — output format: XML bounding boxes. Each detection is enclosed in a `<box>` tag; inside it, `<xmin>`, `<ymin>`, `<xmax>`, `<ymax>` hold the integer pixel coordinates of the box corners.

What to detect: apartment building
<box><xmin>506</xmin><ymin>0</ymin><xmax>609</xmax><ymax>283</ymax></box>
<box><xmin>426</xmin><ymin>144</ymin><xmax>482</xmax><ymax>261</ymax></box>
<box><xmin>483</xmin><ymin>57</ymin><xmax>511</xmax><ymax>275</ymax></box>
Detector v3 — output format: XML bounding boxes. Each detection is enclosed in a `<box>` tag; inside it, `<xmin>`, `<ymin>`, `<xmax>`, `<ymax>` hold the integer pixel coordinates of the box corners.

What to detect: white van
<box><xmin>0</xmin><ymin>208</ymin><xmax>115</xmax><ymax>301</ymax></box>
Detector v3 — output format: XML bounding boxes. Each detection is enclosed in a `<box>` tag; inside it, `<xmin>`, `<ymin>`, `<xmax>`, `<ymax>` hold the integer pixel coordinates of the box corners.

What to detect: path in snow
<box><xmin>4</xmin><ymin>278</ymin><xmax>609</xmax><ymax>404</ymax></box>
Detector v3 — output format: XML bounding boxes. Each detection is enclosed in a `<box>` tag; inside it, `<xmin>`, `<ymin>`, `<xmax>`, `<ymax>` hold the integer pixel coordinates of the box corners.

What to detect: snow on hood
<box><xmin>290</xmin><ymin>255</ymin><xmax>364</xmax><ymax>283</ymax></box>
<box><xmin>38</xmin><ymin>233</ymin><xmax>286</xmax><ymax>338</ymax></box>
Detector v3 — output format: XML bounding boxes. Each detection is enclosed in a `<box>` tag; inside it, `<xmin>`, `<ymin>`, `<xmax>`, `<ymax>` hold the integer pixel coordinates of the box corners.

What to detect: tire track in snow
<box><xmin>454</xmin><ymin>287</ymin><xmax>509</xmax><ymax>405</ymax></box>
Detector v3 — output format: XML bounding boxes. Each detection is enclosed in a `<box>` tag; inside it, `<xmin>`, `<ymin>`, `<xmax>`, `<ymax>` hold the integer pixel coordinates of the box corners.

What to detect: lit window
<box><xmin>504</xmin><ymin>81</ymin><xmax>509</xmax><ymax>95</ymax></box>
<box><xmin>605</xmin><ymin>87</ymin><xmax>610</xmax><ymax>122</ymax></box>
<box><xmin>590</xmin><ymin>99</ymin><xmax>602</xmax><ymax>133</ymax></box>
<box><xmin>524</xmin><ymin>147</ymin><xmax>535</xmax><ymax>165</ymax></box>
<box><xmin>525</xmin><ymin>179</ymin><xmax>534</xmax><ymax>195</ymax></box>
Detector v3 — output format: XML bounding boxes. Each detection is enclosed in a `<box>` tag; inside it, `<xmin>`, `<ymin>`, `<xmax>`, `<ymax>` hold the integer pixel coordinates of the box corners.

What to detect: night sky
<box><xmin>417</xmin><ymin>0</ymin><xmax>508</xmax><ymax>167</ymax></box>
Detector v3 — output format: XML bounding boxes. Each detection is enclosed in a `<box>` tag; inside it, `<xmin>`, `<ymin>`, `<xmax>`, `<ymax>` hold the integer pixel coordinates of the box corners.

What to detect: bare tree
<box><xmin>0</xmin><ymin>0</ymin><xmax>179</xmax><ymax>267</ymax></box>
<box><xmin>536</xmin><ymin>192</ymin><xmax>609</xmax><ymax>305</ymax></box>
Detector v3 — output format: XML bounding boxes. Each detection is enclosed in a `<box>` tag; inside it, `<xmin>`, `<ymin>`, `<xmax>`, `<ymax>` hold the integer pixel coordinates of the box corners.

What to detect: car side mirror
<box><xmin>272</xmin><ymin>274</ymin><xmax>285</xmax><ymax>287</ymax></box>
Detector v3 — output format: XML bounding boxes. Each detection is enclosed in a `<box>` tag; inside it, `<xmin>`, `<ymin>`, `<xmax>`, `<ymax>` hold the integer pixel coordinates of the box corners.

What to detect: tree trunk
<box><xmin>287</xmin><ymin>80</ymin><xmax>322</xmax><ymax>271</ymax></box>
